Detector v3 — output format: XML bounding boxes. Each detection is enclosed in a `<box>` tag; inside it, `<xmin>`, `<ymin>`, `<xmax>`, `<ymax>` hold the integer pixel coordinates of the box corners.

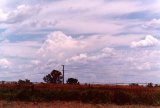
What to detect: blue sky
<box><xmin>0</xmin><ymin>0</ymin><xmax>160</xmax><ymax>83</ymax></box>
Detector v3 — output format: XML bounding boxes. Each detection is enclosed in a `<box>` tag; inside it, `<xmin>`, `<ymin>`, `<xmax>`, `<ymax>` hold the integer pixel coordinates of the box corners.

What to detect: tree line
<box><xmin>43</xmin><ymin>69</ymin><xmax>79</xmax><ymax>84</ymax></box>
<box><xmin>15</xmin><ymin>69</ymin><xmax>79</xmax><ymax>85</ymax></box>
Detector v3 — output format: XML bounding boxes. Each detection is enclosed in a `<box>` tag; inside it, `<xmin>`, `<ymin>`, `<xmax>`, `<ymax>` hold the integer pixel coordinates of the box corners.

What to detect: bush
<box><xmin>113</xmin><ymin>90</ymin><xmax>133</xmax><ymax>105</ymax></box>
<box><xmin>80</xmin><ymin>89</ymin><xmax>113</xmax><ymax>103</ymax></box>
<box><xmin>15</xmin><ymin>89</ymin><xmax>32</xmax><ymax>101</ymax></box>
<box><xmin>66</xmin><ymin>78</ymin><xmax>79</xmax><ymax>84</ymax></box>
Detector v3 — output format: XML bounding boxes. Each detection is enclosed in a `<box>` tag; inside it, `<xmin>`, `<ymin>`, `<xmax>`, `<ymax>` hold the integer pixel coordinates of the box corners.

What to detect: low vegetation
<box><xmin>0</xmin><ymin>101</ymin><xmax>157</xmax><ymax>108</ymax></box>
<box><xmin>0</xmin><ymin>83</ymin><xmax>160</xmax><ymax>105</ymax></box>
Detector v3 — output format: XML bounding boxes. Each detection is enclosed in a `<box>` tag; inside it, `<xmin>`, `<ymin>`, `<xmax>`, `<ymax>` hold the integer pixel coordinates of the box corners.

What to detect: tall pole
<box><xmin>62</xmin><ymin>65</ymin><xmax>64</xmax><ymax>84</ymax></box>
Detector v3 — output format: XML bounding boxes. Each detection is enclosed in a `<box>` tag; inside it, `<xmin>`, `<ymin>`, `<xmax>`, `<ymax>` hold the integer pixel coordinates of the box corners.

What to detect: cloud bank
<box><xmin>0</xmin><ymin>0</ymin><xmax>160</xmax><ymax>83</ymax></box>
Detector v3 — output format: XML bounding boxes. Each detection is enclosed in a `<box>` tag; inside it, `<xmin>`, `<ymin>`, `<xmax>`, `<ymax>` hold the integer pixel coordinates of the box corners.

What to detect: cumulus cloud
<box><xmin>38</xmin><ymin>31</ymin><xmax>115</xmax><ymax>64</ymax></box>
<box><xmin>0</xmin><ymin>58</ymin><xmax>11</xmax><ymax>68</ymax></box>
<box><xmin>131</xmin><ymin>35</ymin><xmax>160</xmax><ymax>48</ymax></box>
<box><xmin>145</xmin><ymin>18</ymin><xmax>160</xmax><ymax>29</ymax></box>
<box><xmin>66</xmin><ymin>48</ymin><xmax>114</xmax><ymax>63</ymax></box>
<box><xmin>0</xmin><ymin>9</ymin><xmax>8</xmax><ymax>22</ymax></box>
<box><xmin>66</xmin><ymin>53</ymin><xmax>88</xmax><ymax>63</ymax></box>
<box><xmin>38</xmin><ymin>31</ymin><xmax>80</xmax><ymax>60</ymax></box>
<box><xmin>6</xmin><ymin>5</ymin><xmax>40</xmax><ymax>24</ymax></box>
<box><xmin>134</xmin><ymin>62</ymin><xmax>151</xmax><ymax>70</ymax></box>
<box><xmin>38</xmin><ymin>31</ymin><xmax>139</xmax><ymax>63</ymax></box>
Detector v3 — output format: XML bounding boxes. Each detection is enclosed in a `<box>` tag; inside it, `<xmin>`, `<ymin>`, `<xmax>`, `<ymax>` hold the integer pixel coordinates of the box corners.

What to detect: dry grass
<box><xmin>0</xmin><ymin>101</ymin><xmax>158</xmax><ymax>108</ymax></box>
<box><xmin>0</xmin><ymin>84</ymin><xmax>160</xmax><ymax>105</ymax></box>
<box><xmin>0</xmin><ymin>83</ymin><xmax>157</xmax><ymax>91</ymax></box>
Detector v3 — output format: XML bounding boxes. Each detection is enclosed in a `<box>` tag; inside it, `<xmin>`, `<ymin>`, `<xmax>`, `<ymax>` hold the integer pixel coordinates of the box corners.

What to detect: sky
<box><xmin>0</xmin><ymin>0</ymin><xmax>160</xmax><ymax>83</ymax></box>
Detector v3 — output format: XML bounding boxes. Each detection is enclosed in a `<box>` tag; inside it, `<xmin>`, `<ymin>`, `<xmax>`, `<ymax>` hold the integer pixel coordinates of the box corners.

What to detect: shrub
<box><xmin>66</xmin><ymin>78</ymin><xmax>79</xmax><ymax>84</ymax></box>
<box><xmin>15</xmin><ymin>89</ymin><xmax>32</xmax><ymax>101</ymax></box>
<box><xmin>80</xmin><ymin>89</ymin><xmax>113</xmax><ymax>103</ymax></box>
<box><xmin>113</xmin><ymin>90</ymin><xmax>133</xmax><ymax>105</ymax></box>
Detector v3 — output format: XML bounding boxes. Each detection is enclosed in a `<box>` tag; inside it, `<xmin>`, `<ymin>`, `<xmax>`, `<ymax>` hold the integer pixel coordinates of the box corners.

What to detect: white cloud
<box><xmin>134</xmin><ymin>62</ymin><xmax>151</xmax><ymax>70</ymax></box>
<box><xmin>0</xmin><ymin>9</ymin><xmax>8</xmax><ymax>21</ymax></box>
<box><xmin>38</xmin><ymin>31</ymin><xmax>117</xmax><ymax>63</ymax></box>
<box><xmin>144</xmin><ymin>18</ymin><xmax>160</xmax><ymax>29</ymax></box>
<box><xmin>37</xmin><ymin>32</ymin><xmax>160</xmax><ymax>81</ymax></box>
<box><xmin>1</xmin><ymin>0</ymin><xmax>158</xmax><ymax>36</ymax></box>
<box><xmin>5</xmin><ymin>4</ymin><xmax>41</xmax><ymax>24</ymax></box>
<box><xmin>38</xmin><ymin>31</ymin><xmax>80</xmax><ymax>60</ymax></box>
<box><xmin>0</xmin><ymin>58</ymin><xmax>11</xmax><ymax>68</ymax></box>
<box><xmin>66</xmin><ymin>48</ymin><xmax>114</xmax><ymax>63</ymax></box>
<box><xmin>149</xmin><ymin>19</ymin><xmax>160</xmax><ymax>25</ymax></box>
<box><xmin>66</xmin><ymin>53</ymin><xmax>88</xmax><ymax>63</ymax></box>
<box><xmin>35</xmin><ymin>31</ymin><xmax>119</xmax><ymax>79</ymax></box>
<box><xmin>131</xmin><ymin>35</ymin><xmax>160</xmax><ymax>48</ymax></box>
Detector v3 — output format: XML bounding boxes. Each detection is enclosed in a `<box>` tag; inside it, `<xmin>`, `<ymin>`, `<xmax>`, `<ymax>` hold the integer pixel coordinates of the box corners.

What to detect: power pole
<box><xmin>62</xmin><ymin>65</ymin><xmax>64</xmax><ymax>84</ymax></box>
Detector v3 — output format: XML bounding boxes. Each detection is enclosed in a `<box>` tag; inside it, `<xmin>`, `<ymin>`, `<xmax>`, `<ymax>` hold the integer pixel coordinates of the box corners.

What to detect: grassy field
<box><xmin>0</xmin><ymin>83</ymin><xmax>160</xmax><ymax>106</ymax></box>
<box><xmin>0</xmin><ymin>101</ymin><xmax>159</xmax><ymax>108</ymax></box>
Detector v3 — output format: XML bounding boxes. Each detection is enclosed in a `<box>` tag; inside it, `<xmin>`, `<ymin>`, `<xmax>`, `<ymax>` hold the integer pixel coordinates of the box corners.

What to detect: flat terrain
<box><xmin>0</xmin><ymin>101</ymin><xmax>159</xmax><ymax>108</ymax></box>
<box><xmin>0</xmin><ymin>83</ymin><xmax>160</xmax><ymax>106</ymax></box>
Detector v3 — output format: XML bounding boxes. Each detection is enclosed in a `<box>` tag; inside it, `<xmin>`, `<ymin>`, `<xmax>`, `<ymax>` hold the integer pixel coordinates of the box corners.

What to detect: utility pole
<box><xmin>62</xmin><ymin>65</ymin><xmax>64</xmax><ymax>84</ymax></box>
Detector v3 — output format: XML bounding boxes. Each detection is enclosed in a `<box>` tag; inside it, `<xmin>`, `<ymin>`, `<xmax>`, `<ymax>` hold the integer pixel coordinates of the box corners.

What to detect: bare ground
<box><xmin>0</xmin><ymin>101</ymin><xmax>159</xmax><ymax>108</ymax></box>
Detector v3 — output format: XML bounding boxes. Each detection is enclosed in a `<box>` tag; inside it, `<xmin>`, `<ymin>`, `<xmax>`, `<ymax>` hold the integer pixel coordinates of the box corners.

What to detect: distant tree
<box><xmin>18</xmin><ymin>79</ymin><xmax>32</xmax><ymax>84</ymax></box>
<box><xmin>1</xmin><ymin>81</ymin><xmax>5</xmax><ymax>84</ymax></box>
<box><xmin>129</xmin><ymin>83</ymin><xmax>139</xmax><ymax>86</ymax></box>
<box><xmin>147</xmin><ymin>83</ymin><xmax>153</xmax><ymax>87</ymax></box>
<box><xmin>66</xmin><ymin>78</ymin><xmax>79</xmax><ymax>84</ymax></box>
<box><xmin>43</xmin><ymin>70</ymin><xmax>63</xmax><ymax>84</ymax></box>
<box><xmin>155</xmin><ymin>84</ymin><xmax>159</xmax><ymax>87</ymax></box>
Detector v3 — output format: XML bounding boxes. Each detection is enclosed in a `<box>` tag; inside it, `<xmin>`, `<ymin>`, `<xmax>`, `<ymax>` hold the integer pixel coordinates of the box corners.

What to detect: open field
<box><xmin>0</xmin><ymin>83</ymin><xmax>160</xmax><ymax>106</ymax></box>
<box><xmin>0</xmin><ymin>101</ymin><xmax>159</xmax><ymax>108</ymax></box>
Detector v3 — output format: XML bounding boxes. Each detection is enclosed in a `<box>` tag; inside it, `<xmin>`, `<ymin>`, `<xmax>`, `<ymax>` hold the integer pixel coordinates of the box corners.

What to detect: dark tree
<box><xmin>129</xmin><ymin>83</ymin><xmax>139</xmax><ymax>86</ymax></box>
<box><xmin>66</xmin><ymin>78</ymin><xmax>79</xmax><ymax>84</ymax></box>
<box><xmin>43</xmin><ymin>70</ymin><xmax>63</xmax><ymax>84</ymax></box>
<box><xmin>147</xmin><ymin>83</ymin><xmax>153</xmax><ymax>88</ymax></box>
<box><xmin>18</xmin><ymin>79</ymin><xmax>32</xmax><ymax>84</ymax></box>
